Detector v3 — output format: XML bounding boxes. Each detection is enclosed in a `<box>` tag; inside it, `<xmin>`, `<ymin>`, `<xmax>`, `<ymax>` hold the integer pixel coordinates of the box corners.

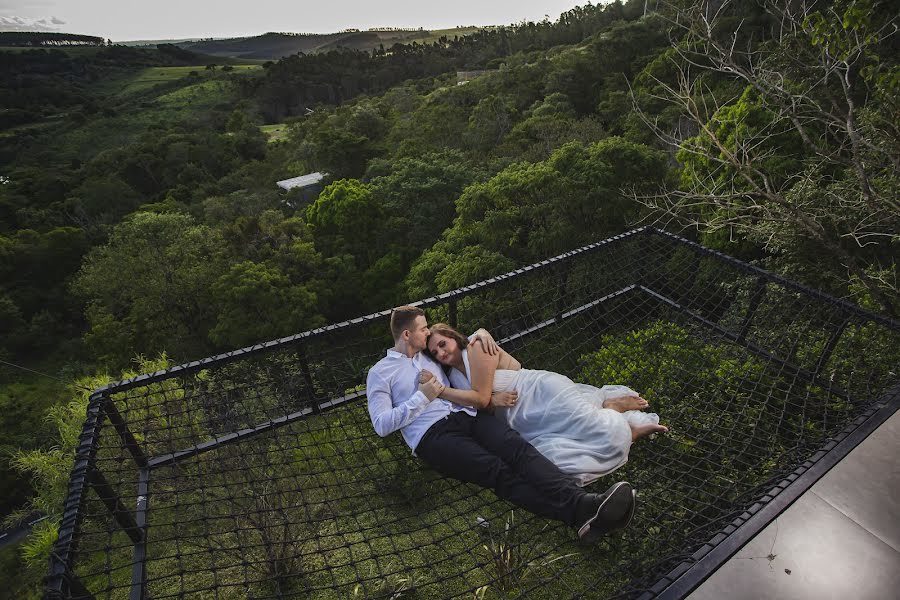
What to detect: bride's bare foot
<box><xmin>631</xmin><ymin>422</ymin><xmax>668</xmax><ymax>442</ymax></box>
<box><xmin>605</xmin><ymin>395</ymin><xmax>649</xmax><ymax>413</ymax></box>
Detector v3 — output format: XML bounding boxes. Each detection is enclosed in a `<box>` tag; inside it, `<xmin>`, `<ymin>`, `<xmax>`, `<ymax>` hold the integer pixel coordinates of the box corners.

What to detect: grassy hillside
<box><xmin>181</xmin><ymin>27</ymin><xmax>488</xmax><ymax>59</ymax></box>
<box><xmin>103</xmin><ymin>64</ymin><xmax>261</xmax><ymax>95</ymax></box>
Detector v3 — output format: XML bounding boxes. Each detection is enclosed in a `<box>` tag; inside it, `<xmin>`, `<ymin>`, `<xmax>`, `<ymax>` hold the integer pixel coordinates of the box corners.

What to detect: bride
<box><xmin>423</xmin><ymin>323</ymin><xmax>668</xmax><ymax>486</ymax></box>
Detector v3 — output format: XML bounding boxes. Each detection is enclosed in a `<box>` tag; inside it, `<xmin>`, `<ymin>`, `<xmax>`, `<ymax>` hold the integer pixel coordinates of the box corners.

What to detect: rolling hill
<box><xmin>157</xmin><ymin>27</ymin><xmax>484</xmax><ymax>60</ymax></box>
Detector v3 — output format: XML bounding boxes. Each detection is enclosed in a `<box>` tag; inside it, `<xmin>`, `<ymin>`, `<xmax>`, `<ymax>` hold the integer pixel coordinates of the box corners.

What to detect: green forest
<box><xmin>0</xmin><ymin>0</ymin><xmax>897</xmax><ymax>597</ymax></box>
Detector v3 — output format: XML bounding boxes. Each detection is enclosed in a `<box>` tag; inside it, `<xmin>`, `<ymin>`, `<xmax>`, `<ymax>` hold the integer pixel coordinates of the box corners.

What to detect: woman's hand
<box><xmin>491</xmin><ymin>390</ymin><xmax>518</xmax><ymax>408</ymax></box>
<box><xmin>470</xmin><ymin>328</ymin><xmax>499</xmax><ymax>356</ymax></box>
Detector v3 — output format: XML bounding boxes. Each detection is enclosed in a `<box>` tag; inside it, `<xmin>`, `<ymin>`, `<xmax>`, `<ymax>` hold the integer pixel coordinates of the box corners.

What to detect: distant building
<box><xmin>276</xmin><ymin>172</ymin><xmax>327</xmax><ymax>207</ymax></box>
<box><xmin>276</xmin><ymin>172</ymin><xmax>326</xmax><ymax>191</ymax></box>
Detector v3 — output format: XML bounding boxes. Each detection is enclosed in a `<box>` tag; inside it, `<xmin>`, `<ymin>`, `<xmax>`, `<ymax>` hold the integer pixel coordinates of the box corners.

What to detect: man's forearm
<box><xmin>367</xmin><ymin>374</ymin><xmax>430</xmax><ymax>436</ymax></box>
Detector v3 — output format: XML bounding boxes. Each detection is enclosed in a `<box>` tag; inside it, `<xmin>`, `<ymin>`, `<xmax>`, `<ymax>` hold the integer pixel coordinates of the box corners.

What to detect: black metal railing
<box><xmin>46</xmin><ymin>228</ymin><xmax>899</xmax><ymax>600</ymax></box>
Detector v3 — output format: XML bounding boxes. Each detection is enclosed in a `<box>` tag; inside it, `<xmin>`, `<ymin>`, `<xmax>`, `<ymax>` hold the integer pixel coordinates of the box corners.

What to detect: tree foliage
<box><xmin>634</xmin><ymin>0</ymin><xmax>899</xmax><ymax>315</ymax></box>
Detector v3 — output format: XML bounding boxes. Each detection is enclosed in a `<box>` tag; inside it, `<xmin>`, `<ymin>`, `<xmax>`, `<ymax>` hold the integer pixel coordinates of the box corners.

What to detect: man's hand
<box><xmin>418</xmin><ymin>370</ymin><xmax>444</xmax><ymax>401</ymax></box>
<box><xmin>470</xmin><ymin>328</ymin><xmax>499</xmax><ymax>356</ymax></box>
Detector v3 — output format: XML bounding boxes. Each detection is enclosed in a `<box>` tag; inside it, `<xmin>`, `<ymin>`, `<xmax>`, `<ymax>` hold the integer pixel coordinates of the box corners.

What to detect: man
<box><xmin>366</xmin><ymin>305</ymin><xmax>635</xmax><ymax>541</ymax></box>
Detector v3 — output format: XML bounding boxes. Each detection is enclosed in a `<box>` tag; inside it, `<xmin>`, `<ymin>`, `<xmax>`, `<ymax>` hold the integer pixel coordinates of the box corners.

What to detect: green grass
<box><xmin>155</xmin><ymin>77</ymin><xmax>234</xmax><ymax>105</ymax></box>
<box><xmin>94</xmin><ymin>64</ymin><xmax>261</xmax><ymax>97</ymax></box>
<box><xmin>405</xmin><ymin>26</ymin><xmax>484</xmax><ymax>45</ymax></box>
<box><xmin>259</xmin><ymin>123</ymin><xmax>290</xmax><ymax>143</ymax></box>
<box><xmin>27</xmin><ymin>72</ymin><xmax>246</xmax><ymax>164</ymax></box>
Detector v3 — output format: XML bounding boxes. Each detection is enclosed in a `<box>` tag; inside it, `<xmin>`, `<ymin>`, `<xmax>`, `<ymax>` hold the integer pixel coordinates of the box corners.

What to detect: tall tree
<box><xmin>633</xmin><ymin>0</ymin><xmax>899</xmax><ymax>315</ymax></box>
<box><xmin>73</xmin><ymin>212</ymin><xmax>227</xmax><ymax>365</ymax></box>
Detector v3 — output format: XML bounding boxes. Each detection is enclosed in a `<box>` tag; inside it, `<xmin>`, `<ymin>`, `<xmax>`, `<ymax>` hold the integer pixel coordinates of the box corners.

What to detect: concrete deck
<box><xmin>687</xmin><ymin>408</ymin><xmax>900</xmax><ymax>600</ymax></box>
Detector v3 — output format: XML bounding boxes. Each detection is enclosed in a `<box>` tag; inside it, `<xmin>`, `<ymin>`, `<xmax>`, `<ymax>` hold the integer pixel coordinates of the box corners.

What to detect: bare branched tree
<box><xmin>632</xmin><ymin>0</ymin><xmax>899</xmax><ymax>315</ymax></box>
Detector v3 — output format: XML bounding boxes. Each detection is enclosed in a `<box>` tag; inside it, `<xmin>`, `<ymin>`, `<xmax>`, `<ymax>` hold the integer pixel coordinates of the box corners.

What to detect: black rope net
<box><xmin>48</xmin><ymin>228</ymin><xmax>900</xmax><ymax>599</ymax></box>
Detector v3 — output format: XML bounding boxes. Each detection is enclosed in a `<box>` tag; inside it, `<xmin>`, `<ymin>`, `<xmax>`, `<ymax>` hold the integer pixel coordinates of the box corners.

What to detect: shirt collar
<box><xmin>386</xmin><ymin>348</ymin><xmax>417</xmax><ymax>359</ymax></box>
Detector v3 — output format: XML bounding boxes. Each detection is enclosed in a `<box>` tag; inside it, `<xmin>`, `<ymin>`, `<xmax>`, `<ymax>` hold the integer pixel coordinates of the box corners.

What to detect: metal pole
<box><xmin>103</xmin><ymin>397</ymin><xmax>148</xmax><ymax>468</ymax></box>
<box><xmin>46</xmin><ymin>391</ymin><xmax>107</xmax><ymax>600</ymax></box>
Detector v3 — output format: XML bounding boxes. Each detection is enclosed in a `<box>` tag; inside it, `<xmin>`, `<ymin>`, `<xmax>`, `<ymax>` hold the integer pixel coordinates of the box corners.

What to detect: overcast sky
<box><xmin>0</xmin><ymin>0</ymin><xmax>588</xmax><ymax>41</ymax></box>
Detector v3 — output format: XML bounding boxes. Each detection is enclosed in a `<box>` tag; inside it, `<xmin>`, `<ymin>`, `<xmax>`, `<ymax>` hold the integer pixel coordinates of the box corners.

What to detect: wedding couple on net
<box><xmin>366</xmin><ymin>306</ymin><xmax>667</xmax><ymax>542</ymax></box>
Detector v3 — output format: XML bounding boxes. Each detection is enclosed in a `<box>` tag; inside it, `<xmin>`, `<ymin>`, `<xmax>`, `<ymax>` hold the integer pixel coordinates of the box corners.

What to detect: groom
<box><xmin>366</xmin><ymin>305</ymin><xmax>636</xmax><ymax>541</ymax></box>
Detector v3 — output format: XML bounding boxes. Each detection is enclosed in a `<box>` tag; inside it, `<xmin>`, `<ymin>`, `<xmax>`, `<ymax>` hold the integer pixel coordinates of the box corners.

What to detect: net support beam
<box><xmin>46</xmin><ymin>392</ymin><xmax>107</xmax><ymax>600</ymax></box>
<box><xmin>103</xmin><ymin>397</ymin><xmax>148</xmax><ymax>468</ymax></box>
<box><xmin>638</xmin><ymin>285</ymin><xmax>851</xmax><ymax>401</ymax></box>
<box><xmin>814</xmin><ymin>316</ymin><xmax>850</xmax><ymax>375</ymax></box>
<box><xmin>129</xmin><ymin>468</ymin><xmax>150</xmax><ymax>600</ymax></box>
<box><xmin>85</xmin><ymin>468</ymin><xmax>142</xmax><ymax>544</ymax></box>
<box><xmin>737</xmin><ymin>278</ymin><xmax>767</xmax><ymax>344</ymax></box>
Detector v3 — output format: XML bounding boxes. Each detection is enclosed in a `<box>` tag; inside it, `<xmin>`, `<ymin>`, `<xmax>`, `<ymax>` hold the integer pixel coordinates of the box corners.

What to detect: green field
<box><xmin>406</xmin><ymin>26</ymin><xmax>484</xmax><ymax>44</ymax></box>
<box><xmin>15</xmin><ymin>73</ymin><xmax>247</xmax><ymax>165</ymax></box>
<box><xmin>108</xmin><ymin>64</ymin><xmax>261</xmax><ymax>96</ymax></box>
<box><xmin>259</xmin><ymin>123</ymin><xmax>290</xmax><ymax>143</ymax></box>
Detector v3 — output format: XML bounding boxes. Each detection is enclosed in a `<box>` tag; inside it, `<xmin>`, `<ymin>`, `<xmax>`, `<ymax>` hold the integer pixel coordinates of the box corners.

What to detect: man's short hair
<box><xmin>390</xmin><ymin>305</ymin><xmax>425</xmax><ymax>341</ymax></box>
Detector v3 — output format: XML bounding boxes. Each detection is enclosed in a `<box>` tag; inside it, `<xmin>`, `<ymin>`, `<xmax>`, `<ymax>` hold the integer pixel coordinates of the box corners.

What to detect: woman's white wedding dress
<box><xmin>449</xmin><ymin>349</ymin><xmax>660</xmax><ymax>486</ymax></box>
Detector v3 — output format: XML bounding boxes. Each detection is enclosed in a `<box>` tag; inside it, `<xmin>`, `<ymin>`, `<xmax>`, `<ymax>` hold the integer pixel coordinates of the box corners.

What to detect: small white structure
<box><xmin>276</xmin><ymin>172</ymin><xmax>326</xmax><ymax>191</ymax></box>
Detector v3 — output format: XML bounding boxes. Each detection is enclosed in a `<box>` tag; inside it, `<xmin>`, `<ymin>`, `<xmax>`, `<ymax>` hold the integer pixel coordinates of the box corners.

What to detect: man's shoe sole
<box><xmin>577</xmin><ymin>482</ymin><xmax>634</xmax><ymax>542</ymax></box>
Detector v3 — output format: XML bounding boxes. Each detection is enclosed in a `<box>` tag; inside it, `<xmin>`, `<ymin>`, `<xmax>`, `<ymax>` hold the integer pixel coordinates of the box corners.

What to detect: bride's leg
<box><xmin>630</xmin><ymin>421</ymin><xmax>668</xmax><ymax>442</ymax></box>
<box><xmin>604</xmin><ymin>395</ymin><xmax>649</xmax><ymax>413</ymax></box>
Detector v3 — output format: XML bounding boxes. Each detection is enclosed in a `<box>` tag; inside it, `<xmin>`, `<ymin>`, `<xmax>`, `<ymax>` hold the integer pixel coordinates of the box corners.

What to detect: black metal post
<box><xmin>297</xmin><ymin>345</ymin><xmax>319</xmax><ymax>413</ymax></box>
<box><xmin>45</xmin><ymin>558</ymin><xmax>96</xmax><ymax>600</ymax></box>
<box><xmin>448</xmin><ymin>298</ymin><xmax>458</xmax><ymax>328</ymax></box>
<box><xmin>129</xmin><ymin>468</ymin><xmax>150</xmax><ymax>600</ymax></box>
<box><xmin>813</xmin><ymin>315</ymin><xmax>850</xmax><ymax>379</ymax></box>
<box><xmin>102</xmin><ymin>397</ymin><xmax>147</xmax><ymax>468</ymax></box>
<box><xmin>636</xmin><ymin>230</ymin><xmax>650</xmax><ymax>288</ymax></box>
<box><xmin>86</xmin><ymin>468</ymin><xmax>143</xmax><ymax>544</ymax></box>
<box><xmin>737</xmin><ymin>278</ymin><xmax>768</xmax><ymax>343</ymax></box>
<box><xmin>555</xmin><ymin>267</ymin><xmax>568</xmax><ymax>322</ymax></box>
<box><xmin>45</xmin><ymin>391</ymin><xmax>107</xmax><ymax>600</ymax></box>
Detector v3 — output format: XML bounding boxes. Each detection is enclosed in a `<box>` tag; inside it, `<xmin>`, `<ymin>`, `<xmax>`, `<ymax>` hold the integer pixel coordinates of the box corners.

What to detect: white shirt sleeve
<box><xmin>366</xmin><ymin>368</ymin><xmax>430</xmax><ymax>437</ymax></box>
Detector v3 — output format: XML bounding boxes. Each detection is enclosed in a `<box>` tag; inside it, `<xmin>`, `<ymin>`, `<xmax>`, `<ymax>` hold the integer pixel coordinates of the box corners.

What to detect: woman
<box><xmin>423</xmin><ymin>323</ymin><xmax>667</xmax><ymax>486</ymax></box>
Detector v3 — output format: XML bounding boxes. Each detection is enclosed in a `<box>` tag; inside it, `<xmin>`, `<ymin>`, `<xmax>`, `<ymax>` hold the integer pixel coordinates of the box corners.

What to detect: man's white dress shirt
<box><xmin>367</xmin><ymin>349</ymin><xmax>476</xmax><ymax>452</ymax></box>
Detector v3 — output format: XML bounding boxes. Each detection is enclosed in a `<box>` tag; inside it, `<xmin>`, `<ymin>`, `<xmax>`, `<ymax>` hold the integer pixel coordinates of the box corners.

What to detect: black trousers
<box><xmin>415</xmin><ymin>411</ymin><xmax>585</xmax><ymax>526</ymax></box>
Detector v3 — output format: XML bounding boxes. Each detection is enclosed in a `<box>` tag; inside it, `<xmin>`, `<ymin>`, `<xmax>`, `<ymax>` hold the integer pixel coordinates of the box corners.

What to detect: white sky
<box><xmin>0</xmin><ymin>0</ymin><xmax>588</xmax><ymax>41</ymax></box>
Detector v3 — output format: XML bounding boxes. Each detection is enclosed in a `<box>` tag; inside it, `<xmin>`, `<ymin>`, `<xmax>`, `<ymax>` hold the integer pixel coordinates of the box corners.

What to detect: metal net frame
<box><xmin>46</xmin><ymin>227</ymin><xmax>900</xmax><ymax>599</ymax></box>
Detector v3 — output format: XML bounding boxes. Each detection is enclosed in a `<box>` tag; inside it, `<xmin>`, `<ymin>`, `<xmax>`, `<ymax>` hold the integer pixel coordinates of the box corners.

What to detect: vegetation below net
<box><xmin>48</xmin><ymin>229</ymin><xmax>899</xmax><ymax>599</ymax></box>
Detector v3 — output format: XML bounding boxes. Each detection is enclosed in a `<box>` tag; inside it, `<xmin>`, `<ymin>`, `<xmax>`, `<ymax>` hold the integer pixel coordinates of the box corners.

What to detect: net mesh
<box><xmin>48</xmin><ymin>228</ymin><xmax>900</xmax><ymax>599</ymax></box>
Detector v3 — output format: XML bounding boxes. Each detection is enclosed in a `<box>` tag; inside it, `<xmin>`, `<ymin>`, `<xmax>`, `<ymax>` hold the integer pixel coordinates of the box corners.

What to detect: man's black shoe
<box><xmin>576</xmin><ymin>481</ymin><xmax>634</xmax><ymax>542</ymax></box>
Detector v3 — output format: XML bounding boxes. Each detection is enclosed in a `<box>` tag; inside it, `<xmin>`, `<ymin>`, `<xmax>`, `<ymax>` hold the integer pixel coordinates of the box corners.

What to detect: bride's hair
<box><xmin>425</xmin><ymin>323</ymin><xmax>469</xmax><ymax>366</ymax></box>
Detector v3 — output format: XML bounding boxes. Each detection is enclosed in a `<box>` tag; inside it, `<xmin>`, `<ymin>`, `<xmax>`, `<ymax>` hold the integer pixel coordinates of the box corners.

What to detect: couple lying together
<box><xmin>366</xmin><ymin>305</ymin><xmax>668</xmax><ymax>542</ymax></box>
